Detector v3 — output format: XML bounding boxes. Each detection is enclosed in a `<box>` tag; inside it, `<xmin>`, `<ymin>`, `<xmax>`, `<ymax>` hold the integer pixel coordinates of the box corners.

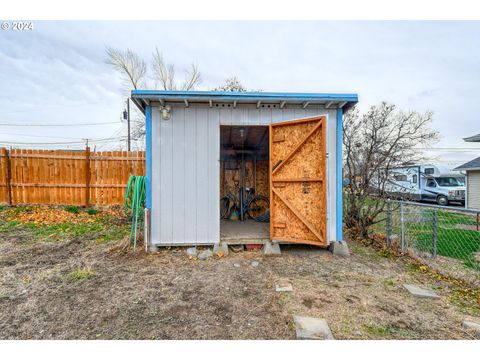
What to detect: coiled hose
<box><xmin>124</xmin><ymin>175</ymin><xmax>146</xmax><ymax>254</ymax></box>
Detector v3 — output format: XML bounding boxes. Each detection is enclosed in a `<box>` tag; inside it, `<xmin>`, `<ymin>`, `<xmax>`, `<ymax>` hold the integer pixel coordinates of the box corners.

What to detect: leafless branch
<box><xmin>105</xmin><ymin>47</ymin><xmax>146</xmax><ymax>90</ymax></box>
<box><xmin>152</xmin><ymin>47</ymin><xmax>201</xmax><ymax>91</ymax></box>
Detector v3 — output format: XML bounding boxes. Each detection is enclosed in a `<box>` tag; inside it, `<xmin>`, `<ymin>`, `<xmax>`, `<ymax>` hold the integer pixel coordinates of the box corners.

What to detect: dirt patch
<box><xmin>0</xmin><ymin>220</ymin><xmax>479</xmax><ymax>339</ymax></box>
<box><xmin>0</xmin><ymin>227</ymin><xmax>290</xmax><ymax>339</ymax></box>
<box><xmin>275</xmin><ymin>243</ymin><xmax>479</xmax><ymax>339</ymax></box>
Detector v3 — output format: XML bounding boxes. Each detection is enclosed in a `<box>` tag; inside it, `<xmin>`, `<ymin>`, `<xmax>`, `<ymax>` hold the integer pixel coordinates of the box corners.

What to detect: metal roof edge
<box><xmin>130</xmin><ymin>90</ymin><xmax>358</xmax><ymax>112</ymax></box>
<box><xmin>131</xmin><ymin>90</ymin><xmax>358</xmax><ymax>101</ymax></box>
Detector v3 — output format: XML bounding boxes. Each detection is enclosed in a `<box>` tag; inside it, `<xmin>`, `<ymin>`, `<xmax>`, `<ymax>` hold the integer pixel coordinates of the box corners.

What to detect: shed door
<box><xmin>269</xmin><ymin>116</ymin><xmax>327</xmax><ymax>247</ymax></box>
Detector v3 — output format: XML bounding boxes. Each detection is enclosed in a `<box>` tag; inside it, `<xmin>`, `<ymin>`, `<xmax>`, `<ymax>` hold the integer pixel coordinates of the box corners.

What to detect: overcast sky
<box><xmin>1</xmin><ymin>21</ymin><xmax>479</xmax><ymax>163</ymax></box>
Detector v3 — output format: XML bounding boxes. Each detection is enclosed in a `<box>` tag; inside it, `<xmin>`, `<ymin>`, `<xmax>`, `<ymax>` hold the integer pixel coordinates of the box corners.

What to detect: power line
<box><xmin>97</xmin><ymin>125</ymin><xmax>126</xmax><ymax>151</ymax></box>
<box><xmin>427</xmin><ymin>150</ymin><xmax>480</xmax><ymax>153</ymax></box>
<box><xmin>0</xmin><ymin>122</ymin><xmax>121</xmax><ymax>127</ymax></box>
<box><xmin>0</xmin><ymin>132</ymin><xmax>82</xmax><ymax>139</ymax></box>
<box><xmin>0</xmin><ymin>136</ymin><xmax>127</xmax><ymax>146</ymax></box>
<box><xmin>415</xmin><ymin>148</ymin><xmax>480</xmax><ymax>152</ymax></box>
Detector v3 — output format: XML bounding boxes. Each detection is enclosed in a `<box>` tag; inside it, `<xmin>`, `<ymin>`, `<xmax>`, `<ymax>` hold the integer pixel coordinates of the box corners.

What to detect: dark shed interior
<box><xmin>219</xmin><ymin>125</ymin><xmax>270</xmax><ymax>242</ymax></box>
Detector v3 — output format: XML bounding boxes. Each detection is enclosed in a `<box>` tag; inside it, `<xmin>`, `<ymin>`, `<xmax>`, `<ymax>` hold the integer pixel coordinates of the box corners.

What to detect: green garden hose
<box><xmin>124</xmin><ymin>175</ymin><xmax>146</xmax><ymax>254</ymax></box>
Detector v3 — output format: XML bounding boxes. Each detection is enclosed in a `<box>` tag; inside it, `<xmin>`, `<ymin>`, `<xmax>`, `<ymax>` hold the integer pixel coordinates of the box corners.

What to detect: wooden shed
<box><xmin>131</xmin><ymin>91</ymin><xmax>358</xmax><ymax>250</ymax></box>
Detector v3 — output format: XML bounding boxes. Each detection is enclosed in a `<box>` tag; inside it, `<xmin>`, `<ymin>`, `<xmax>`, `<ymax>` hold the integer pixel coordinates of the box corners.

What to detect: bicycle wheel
<box><xmin>246</xmin><ymin>195</ymin><xmax>270</xmax><ymax>222</ymax></box>
<box><xmin>220</xmin><ymin>196</ymin><xmax>230</xmax><ymax>219</ymax></box>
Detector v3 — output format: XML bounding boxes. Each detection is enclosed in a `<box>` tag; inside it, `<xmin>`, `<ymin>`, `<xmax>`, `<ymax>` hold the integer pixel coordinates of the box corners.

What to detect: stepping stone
<box><xmin>293</xmin><ymin>315</ymin><xmax>334</xmax><ymax>340</ymax></box>
<box><xmin>463</xmin><ymin>321</ymin><xmax>480</xmax><ymax>332</ymax></box>
<box><xmin>275</xmin><ymin>284</ymin><xmax>293</xmax><ymax>292</ymax></box>
<box><xmin>402</xmin><ymin>284</ymin><xmax>440</xmax><ymax>299</ymax></box>
<box><xmin>275</xmin><ymin>281</ymin><xmax>293</xmax><ymax>292</ymax></box>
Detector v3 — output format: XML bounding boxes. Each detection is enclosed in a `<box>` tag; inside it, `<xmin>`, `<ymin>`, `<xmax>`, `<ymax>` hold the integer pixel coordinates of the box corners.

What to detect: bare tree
<box><xmin>343</xmin><ymin>102</ymin><xmax>439</xmax><ymax>238</ymax></box>
<box><xmin>106</xmin><ymin>46</ymin><xmax>202</xmax><ymax>143</ymax></box>
<box><xmin>105</xmin><ymin>47</ymin><xmax>147</xmax><ymax>90</ymax></box>
<box><xmin>213</xmin><ymin>76</ymin><xmax>248</xmax><ymax>92</ymax></box>
<box><xmin>152</xmin><ymin>47</ymin><xmax>201</xmax><ymax>91</ymax></box>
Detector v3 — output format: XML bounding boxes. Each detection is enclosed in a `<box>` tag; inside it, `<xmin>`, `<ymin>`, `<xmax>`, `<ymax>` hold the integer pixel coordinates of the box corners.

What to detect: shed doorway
<box><xmin>220</xmin><ymin>125</ymin><xmax>270</xmax><ymax>243</ymax></box>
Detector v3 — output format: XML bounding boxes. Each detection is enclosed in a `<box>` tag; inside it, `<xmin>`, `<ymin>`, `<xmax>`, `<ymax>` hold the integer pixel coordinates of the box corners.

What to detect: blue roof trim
<box><xmin>132</xmin><ymin>89</ymin><xmax>358</xmax><ymax>101</ymax></box>
<box><xmin>131</xmin><ymin>90</ymin><xmax>358</xmax><ymax>112</ymax></box>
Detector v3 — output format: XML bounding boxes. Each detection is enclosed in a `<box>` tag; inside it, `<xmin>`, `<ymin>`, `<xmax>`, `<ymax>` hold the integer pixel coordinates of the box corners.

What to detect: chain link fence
<box><xmin>377</xmin><ymin>200</ymin><xmax>480</xmax><ymax>286</ymax></box>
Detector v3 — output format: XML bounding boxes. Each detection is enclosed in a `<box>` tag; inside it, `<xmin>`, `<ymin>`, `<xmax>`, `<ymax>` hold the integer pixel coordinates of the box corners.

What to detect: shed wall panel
<box><xmin>159</xmin><ymin>109</ymin><xmax>173</xmax><ymax>243</ymax></box>
<box><xmin>195</xmin><ymin>108</ymin><xmax>211</xmax><ymax>244</ymax></box>
<box><xmin>207</xmin><ymin>108</ymin><xmax>220</xmax><ymax>243</ymax></box>
<box><xmin>184</xmin><ymin>107</ymin><xmax>198</xmax><ymax>244</ymax></box>
<box><xmin>151</xmin><ymin>109</ymin><xmax>161</xmax><ymax>244</ymax></box>
<box><xmin>467</xmin><ymin>170</ymin><xmax>480</xmax><ymax>210</ymax></box>
<box><xmin>172</xmin><ymin>108</ymin><xmax>186</xmax><ymax>244</ymax></box>
<box><xmin>151</xmin><ymin>104</ymin><xmax>339</xmax><ymax>245</ymax></box>
<box><xmin>248</xmin><ymin>108</ymin><xmax>260</xmax><ymax>125</ymax></box>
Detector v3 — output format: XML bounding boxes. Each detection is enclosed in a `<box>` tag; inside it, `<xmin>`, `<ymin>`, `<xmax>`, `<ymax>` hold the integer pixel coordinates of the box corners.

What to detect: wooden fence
<box><xmin>0</xmin><ymin>148</ymin><xmax>145</xmax><ymax>206</ymax></box>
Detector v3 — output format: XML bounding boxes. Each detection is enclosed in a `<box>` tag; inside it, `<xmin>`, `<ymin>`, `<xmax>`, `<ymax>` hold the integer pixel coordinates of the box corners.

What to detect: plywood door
<box><xmin>269</xmin><ymin>116</ymin><xmax>327</xmax><ymax>247</ymax></box>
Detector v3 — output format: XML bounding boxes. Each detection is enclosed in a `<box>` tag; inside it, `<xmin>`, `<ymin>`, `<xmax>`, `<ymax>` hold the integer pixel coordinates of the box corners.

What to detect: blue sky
<box><xmin>1</xmin><ymin>21</ymin><xmax>479</xmax><ymax>162</ymax></box>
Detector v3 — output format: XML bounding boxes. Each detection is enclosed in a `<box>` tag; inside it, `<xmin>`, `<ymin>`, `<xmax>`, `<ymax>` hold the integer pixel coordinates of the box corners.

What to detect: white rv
<box><xmin>384</xmin><ymin>164</ymin><xmax>465</xmax><ymax>206</ymax></box>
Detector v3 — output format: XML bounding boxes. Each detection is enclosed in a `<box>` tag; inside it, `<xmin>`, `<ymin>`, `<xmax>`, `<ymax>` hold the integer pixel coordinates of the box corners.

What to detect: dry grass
<box><xmin>0</xmin><ymin>207</ymin><xmax>479</xmax><ymax>339</ymax></box>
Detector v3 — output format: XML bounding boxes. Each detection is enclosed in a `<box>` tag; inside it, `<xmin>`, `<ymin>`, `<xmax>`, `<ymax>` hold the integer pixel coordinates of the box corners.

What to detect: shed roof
<box><xmin>131</xmin><ymin>90</ymin><xmax>358</xmax><ymax>114</ymax></box>
<box><xmin>463</xmin><ymin>133</ymin><xmax>480</xmax><ymax>142</ymax></box>
<box><xmin>454</xmin><ymin>156</ymin><xmax>480</xmax><ymax>171</ymax></box>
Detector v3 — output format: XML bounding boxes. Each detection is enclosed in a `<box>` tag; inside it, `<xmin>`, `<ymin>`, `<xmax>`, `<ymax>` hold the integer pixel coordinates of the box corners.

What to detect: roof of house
<box><xmin>454</xmin><ymin>156</ymin><xmax>480</xmax><ymax>171</ymax></box>
<box><xmin>131</xmin><ymin>90</ymin><xmax>358</xmax><ymax>114</ymax></box>
<box><xmin>463</xmin><ymin>133</ymin><xmax>480</xmax><ymax>142</ymax></box>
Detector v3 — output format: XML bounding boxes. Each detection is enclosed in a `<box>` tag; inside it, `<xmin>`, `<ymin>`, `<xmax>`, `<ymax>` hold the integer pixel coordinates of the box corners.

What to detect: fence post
<box><xmin>432</xmin><ymin>209</ymin><xmax>438</xmax><ymax>258</ymax></box>
<box><xmin>85</xmin><ymin>146</ymin><xmax>91</xmax><ymax>207</ymax></box>
<box><xmin>1</xmin><ymin>148</ymin><xmax>13</xmax><ymax>205</ymax></box>
<box><xmin>400</xmin><ymin>202</ymin><xmax>405</xmax><ymax>252</ymax></box>
<box><xmin>386</xmin><ymin>199</ymin><xmax>391</xmax><ymax>247</ymax></box>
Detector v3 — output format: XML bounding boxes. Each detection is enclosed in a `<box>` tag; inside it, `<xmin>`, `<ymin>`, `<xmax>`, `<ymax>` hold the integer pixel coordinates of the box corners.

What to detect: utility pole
<box><xmin>127</xmin><ymin>97</ymin><xmax>131</xmax><ymax>152</ymax></box>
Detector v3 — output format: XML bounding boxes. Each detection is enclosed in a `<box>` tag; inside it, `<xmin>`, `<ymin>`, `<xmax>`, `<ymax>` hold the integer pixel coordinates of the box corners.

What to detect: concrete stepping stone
<box><xmin>463</xmin><ymin>321</ymin><xmax>480</xmax><ymax>332</ymax></box>
<box><xmin>402</xmin><ymin>284</ymin><xmax>440</xmax><ymax>299</ymax></box>
<box><xmin>275</xmin><ymin>280</ymin><xmax>293</xmax><ymax>292</ymax></box>
<box><xmin>293</xmin><ymin>315</ymin><xmax>334</xmax><ymax>340</ymax></box>
<box><xmin>275</xmin><ymin>284</ymin><xmax>293</xmax><ymax>292</ymax></box>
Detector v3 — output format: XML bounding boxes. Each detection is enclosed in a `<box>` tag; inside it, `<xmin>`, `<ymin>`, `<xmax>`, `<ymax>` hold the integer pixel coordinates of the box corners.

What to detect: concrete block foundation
<box><xmin>330</xmin><ymin>241</ymin><xmax>350</xmax><ymax>256</ymax></box>
<box><xmin>263</xmin><ymin>241</ymin><xmax>281</xmax><ymax>255</ymax></box>
<box><xmin>213</xmin><ymin>242</ymin><xmax>229</xmax><ymax>256</ymax></box>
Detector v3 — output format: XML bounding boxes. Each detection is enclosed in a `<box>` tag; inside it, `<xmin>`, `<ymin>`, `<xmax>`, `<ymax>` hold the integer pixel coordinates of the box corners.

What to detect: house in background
<box><xmin>454</xmin><ymin>133</ymin><xmax>480</xmax><ymax>209</ymax></box>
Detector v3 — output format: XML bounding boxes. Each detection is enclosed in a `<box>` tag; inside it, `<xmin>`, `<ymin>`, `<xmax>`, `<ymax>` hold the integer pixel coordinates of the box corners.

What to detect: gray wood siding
<box><xmin>151</xmin><ymin>104</ymin><xmax>338</xmax><ymax>246</ymax></box>
<box><xmin>151</xmin><ymin>106</ymin><xmax>220</xmax><ymax>245</ymax></box>
<box><xmin>467</xmin><ymin>170</ymin><xmax>480</xmax><ymax>210</ymax></box>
